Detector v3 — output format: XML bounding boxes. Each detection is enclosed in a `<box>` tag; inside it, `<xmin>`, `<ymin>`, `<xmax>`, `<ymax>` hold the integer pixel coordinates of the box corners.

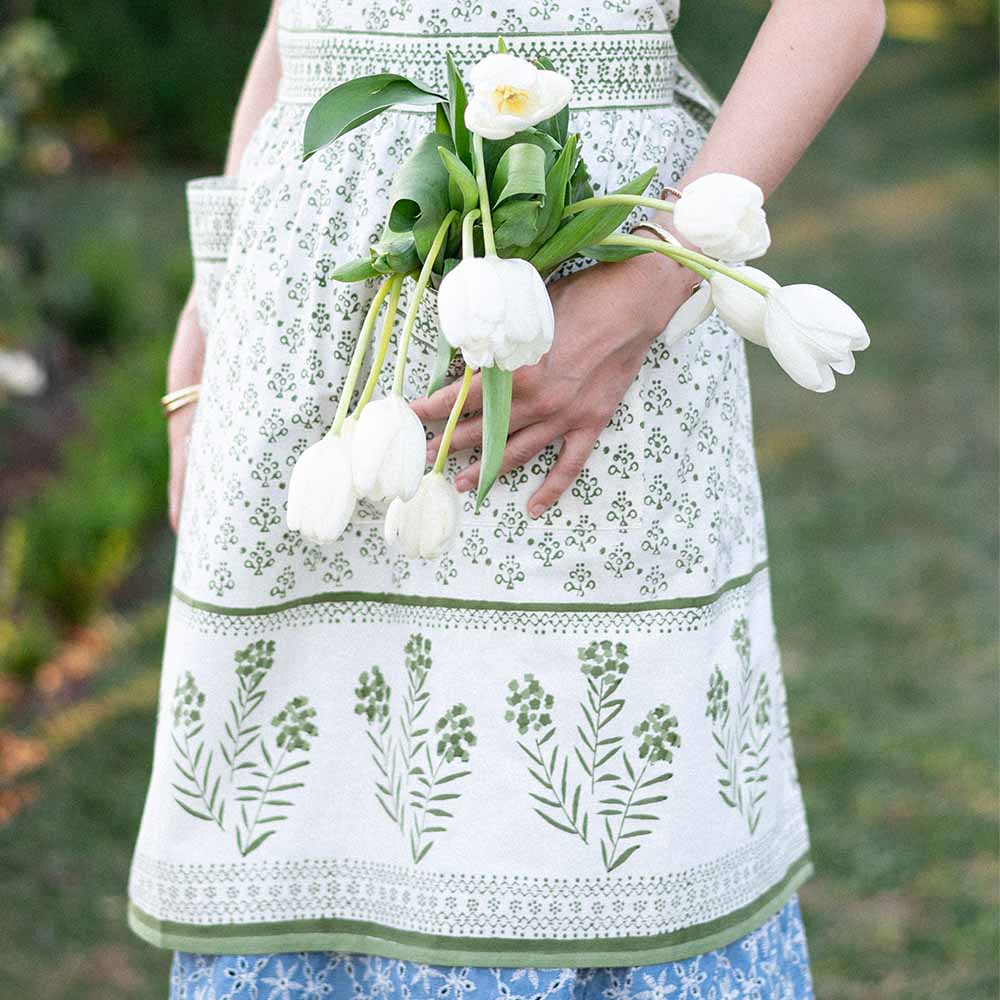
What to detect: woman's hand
<box><xmin>166</xmin><ymin>293</ymin><xmax>205</xmax><ymax>533</ymax></box>
<box><xmin>413</xmin><ymin>252</ymin><xmax>699</xmax><ymax>518</ymax></box>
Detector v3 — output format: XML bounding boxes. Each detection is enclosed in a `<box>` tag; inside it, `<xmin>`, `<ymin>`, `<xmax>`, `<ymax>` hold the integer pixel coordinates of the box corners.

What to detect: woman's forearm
<box><xmin>658</xmin><ymin>0</ymin><xmax>885</xmax><ymax>222</ymax></box>
<box><xmin>224</xmin><ymin>0</ymin><xmax>282</xmax><ymax>176</ymax></box>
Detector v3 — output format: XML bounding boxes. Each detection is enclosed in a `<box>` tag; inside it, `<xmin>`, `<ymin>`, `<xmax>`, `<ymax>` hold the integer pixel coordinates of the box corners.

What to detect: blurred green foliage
<box><xmin>33</xmin><ymin>0</ymin><xmax>270</xmax><ymax>163</ymax></box>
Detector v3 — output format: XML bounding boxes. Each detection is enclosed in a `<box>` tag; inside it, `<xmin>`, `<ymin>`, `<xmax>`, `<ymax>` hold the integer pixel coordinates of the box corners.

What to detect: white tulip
<box><xmin>437</xmin><ymin>256</ymin><xmax>554</xmax><ymax>371</ymax></box>
<box><xmin>709</xmin><ymin>266</ymin><xmax>780</xmax><ymax>347</ymax></box>
<box><xmin>384</xmin><ymin>471</ymin><xmax>462</xmax><ymax>559</ymax></box>
<box><xmin>663</xmin><ymin>281</ymin><xmax>714</xmax><ymax>347</ymax></box>
<box><xmin>0</xmin><ymin>348</ymin><xmax>46</xmax><ymax>396</ymax></box>
<box><xmin>764</xmin><ymin>284</ymin><xmax>870</xmax><ymax>393</ymax></box>
<box><xmin>351</xmin><ymin>393</ymin><xmax>426</xmax><ymax>502</ymax></box>
<box><xmin>673</xmin><ymin>173</ymin><xmax>771</xmax><ymax>262</ymax></box>
<box><xmin>287</xmin><ymin>419</ymin><xmax>356</xmax><ymax>545</ymax></box>
<box><xmin>464</xmin><ymin>53</ymin><xmax>573</xmax><ymax>141</ymax></box>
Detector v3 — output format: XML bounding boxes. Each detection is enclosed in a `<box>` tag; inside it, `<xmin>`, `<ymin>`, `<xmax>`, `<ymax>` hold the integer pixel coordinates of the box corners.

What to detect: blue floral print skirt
<box><xmin>169</xmin><ymin>896</ymin><xmax>813</xmax><ymax>1000</ymax></box>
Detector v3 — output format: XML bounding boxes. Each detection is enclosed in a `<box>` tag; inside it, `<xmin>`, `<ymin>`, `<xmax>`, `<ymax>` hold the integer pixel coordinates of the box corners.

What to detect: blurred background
<box><xmin>0</xmin><ymin>0</ymin><xmax>996</xmax><ymax>996</ymax></box>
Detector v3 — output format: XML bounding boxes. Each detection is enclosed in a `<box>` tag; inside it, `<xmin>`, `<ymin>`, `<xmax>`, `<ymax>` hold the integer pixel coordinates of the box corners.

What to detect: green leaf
<box><xmin>607</xmin><ymin>844</ymin><xmax>642</xmax><ymax>872</ymax></box>
<box><xmin>241</xmin><ymin>830</ymin><xmax>277</xmax><ymax>856</ymax></box>
<box><xmin>569</xmin><ymin>155</ymin><xmax>594</xmax><ymax>203</ymax></box>
<box><xmin>331</xmin><ymin>256</ymin><xmax>380</xmax><ymax>283</ymax></box>
<box><xmin>439</xmin><ymin>146</ymin><xmax>480</xmax><ymax>215</ymax></box>
<box><xmin>446</xmin><ymin>53</ymin><xmax>472</xmax><ymax>166</ymax></box>
<box><xmin>304</xmin><ymin>74</ymin><xmax>444</xmax><ymax>158</ymax></box>
<box><xmin>384</xmin><ymin>133</ymin><xmax>455</xmax><ymax>261</ymax></box>
<box><xmin>484</xmin><ymin>128</ymin><xmax>561</xmax><ymax>177</ymax></box>
<box><xmin>173</xmin><ymin>799</ymin><xmax>215</xmax><ymax>823</ymax></box>
<box><xmin>533</xmin><ymin>808</ymin><xmax>577</xmax><ymax>836</ymax></box>
<box><xmin>427</xmin><ymin>334</ymin><xmax>456</xmax><ymax>396</ymax></box>
<box><xmin>526</xmin><ymin>134</ymin><xmax>578</xmax><ymax>254</ymax></box>
<box><xmin>476</xmin><ymin>367</ymin><xmax>513</xmax><ymax>509</ymax></box>
<box><xmin>529</xmin><ymin>167</ymin><xmax>657</xmax><ymax>276</ymax></box>
<box><xmin>493</xmin><ymin>199</ymin><xmax>542</xmax><ymax>253</ymax></box>
<box><xmin>370</xmin><ymin>231</ymin><xmax>420</xmax><ymax>275</ymax></box>
<box><xmin>492</xmin><ymin>143</ymin><xmax>548</xmax><ymax>205</ymax></box>
<box><xmin>581</xmin><ymin>244</ymin><xmax>651</xmax><ymax>263</ymax></box>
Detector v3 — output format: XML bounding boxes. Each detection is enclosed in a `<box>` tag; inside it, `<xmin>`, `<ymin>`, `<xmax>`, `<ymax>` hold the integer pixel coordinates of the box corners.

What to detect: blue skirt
<box><xmin>169</xmin><ymin>896</ymin><xmax>813</xmax><ymax>1000</ymax></box>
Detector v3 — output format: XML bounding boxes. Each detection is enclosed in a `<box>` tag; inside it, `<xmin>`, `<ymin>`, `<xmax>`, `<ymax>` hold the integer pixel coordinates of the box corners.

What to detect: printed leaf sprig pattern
<box><xmin>706</xmin><ymin>617</ymin><xmax>772</xmax><ymax>835</ymax></box>
<box><xmin>235</xmin><ymin>695</ymin><xmax>318</xmax><ymax>857</ymax></box>
<box><xmin>354</xmin><ymin>633</ymin><xmax>476</xmax><ymax>864</ymax></box>
<box><xmin>171</xmin><ymin>672</ymin><xmax>225</xmax><ymax>829</ymax></box>
<box><xmin>504</xmin><ymin>641</ymin><xmax>682</xmax><ymax>871</ymax></box>
<box><xmin>599</xmin><ymin>705</ymin><xmax>679</xmax><ymax>872</ymax></box>
<box><xmin>506</xmin><ymin>674</ymin><xmax>589</xmax><ymax>843</ymax></box>
<box><xmin>170</xmin><ymin>640</ymin><xmax>319</xmax><ymax>857</ymax></box>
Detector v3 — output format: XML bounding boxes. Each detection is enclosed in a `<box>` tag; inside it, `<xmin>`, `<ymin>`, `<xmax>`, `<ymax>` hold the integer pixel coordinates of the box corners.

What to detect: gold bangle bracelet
<box><xmin>161</xmin><ymin>384</ymin><xmax>200</xmax><ymax>417</ymax></box>
<box><xmin>629</xmin><ymin>221</ymin><xmax>682</xmax><ymax>247</ymax></box>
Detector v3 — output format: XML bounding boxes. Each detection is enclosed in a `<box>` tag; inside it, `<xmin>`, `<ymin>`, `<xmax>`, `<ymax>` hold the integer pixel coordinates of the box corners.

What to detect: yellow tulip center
<box><xmin>492</xmin><ymin>84</ymin><xmax>532</xmax><ymax>116</ymax></box>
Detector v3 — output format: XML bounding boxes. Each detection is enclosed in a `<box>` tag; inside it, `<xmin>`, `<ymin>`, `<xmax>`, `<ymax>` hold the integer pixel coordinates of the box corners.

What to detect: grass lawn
<box><xmin>1</xmin><ymin>5</ymin><xmax>997</xmax><ymax>998</ymax></box>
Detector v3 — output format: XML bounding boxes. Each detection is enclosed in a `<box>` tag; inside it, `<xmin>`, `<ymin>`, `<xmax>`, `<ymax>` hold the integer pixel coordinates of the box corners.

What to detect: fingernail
<box><xmin>528</xmin><ymin>503</ymin><xmax>545</xmax><ymax>518</ymax></box>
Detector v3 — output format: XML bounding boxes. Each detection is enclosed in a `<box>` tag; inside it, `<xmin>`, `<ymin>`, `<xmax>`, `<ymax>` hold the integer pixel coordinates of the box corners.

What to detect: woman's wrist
<box><xmin>620</xmin><ymin>243</ymin><xmax>701</xmax><ymax>342</ymax></box>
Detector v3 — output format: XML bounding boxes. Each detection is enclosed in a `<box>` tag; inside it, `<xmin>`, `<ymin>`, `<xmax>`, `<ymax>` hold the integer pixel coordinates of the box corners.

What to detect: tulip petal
<box><xmin>663</xmin><ymin>281</ymin><xmax>714</xmax><ymax>346</ymax></box>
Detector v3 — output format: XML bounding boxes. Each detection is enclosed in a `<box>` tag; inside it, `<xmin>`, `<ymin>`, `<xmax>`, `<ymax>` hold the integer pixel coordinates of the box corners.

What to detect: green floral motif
<box><xmin>222</xmin><ymin>639</ymin><xmax>275</xmax><ymax>782</ymax></box>
<box><xmin>506</xmin><ymin>674</ymin><xmax>589</xmax><ymax>844</ymax></box>
<box><xmin>435</xmin><ymin>704</ymin><xmax>476</xmax><ymax>763</ymax></box>
<box><xmin>706</xmin><ymin>617</ymin><xmax>772</xmax><ymax>835</ymax></box>
<box><xmin>504</xmin><ymin>644</ymin><xmax>680</xmax><ymax>871</ymax></box>
<box><xmin>354</xmin><ymin>634</ymin><xmax>476</xmax><ymax>864</ymax></box>
<box><xmin>235</xmin><ymin>694</ymin><xmax>318</xmax><ymax>857</ymax></box>
<box><xmin>504</xmin><ymin>673</ymin><xmax>554</xmax><ymax>735</ymax></box>
<box><xmin>170</xmin><ymin>671</ymin><xmax>225</xmax><ymax>829</ymax></box>
<box><xmin>170</xmin><ymin>640</ymin><xmax>320</xmax><ymax>858</ymax></box>
<box><xmin>599</xmin><ymin>703</ymin><xmax>680</xmax><ymax>872</ymax></box>
<box><xmin>355</xmin><ymin>665</ymin><xmax>391</xmax><ymax>724</ymax></box>
<box><xmin>576</xmin><ymin>640</ymin><xmax>629</xmax><ymax>793</ymax></box>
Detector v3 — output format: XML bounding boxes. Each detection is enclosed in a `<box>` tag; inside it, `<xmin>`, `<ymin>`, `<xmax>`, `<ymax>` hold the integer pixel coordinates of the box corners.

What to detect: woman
<box><xmin>132</xmin><ymin>1</ymin><xmax>884</xmax><ymax>997</ymax></box>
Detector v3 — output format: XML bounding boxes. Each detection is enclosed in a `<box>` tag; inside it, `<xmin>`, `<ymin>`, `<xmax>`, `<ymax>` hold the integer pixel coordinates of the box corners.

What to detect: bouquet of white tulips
<box><xmin>287</xmin><ymin>39</ymin><xmax>869</xmax><ymax>557</ymax></box>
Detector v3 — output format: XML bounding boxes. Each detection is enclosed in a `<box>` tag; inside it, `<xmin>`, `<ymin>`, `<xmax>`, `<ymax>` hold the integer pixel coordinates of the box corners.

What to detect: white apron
<box><xmin>128</xmin><ymin>0</ymin><xmax>812</xmax><ymax>965</ymax></box>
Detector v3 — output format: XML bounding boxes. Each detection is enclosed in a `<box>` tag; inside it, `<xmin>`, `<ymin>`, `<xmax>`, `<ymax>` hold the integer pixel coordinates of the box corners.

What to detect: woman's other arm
<box><xmin>167</xmin><ymin>1</ymin><xmax>283</xmax><ymax>531</ymax></box>
<box><xmin>661</xmin><ymin>0</ymin><xmax>886</xmax><ymax>208</ymax></box>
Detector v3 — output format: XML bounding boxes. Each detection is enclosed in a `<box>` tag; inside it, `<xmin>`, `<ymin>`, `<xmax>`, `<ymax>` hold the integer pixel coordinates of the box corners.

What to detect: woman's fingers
<box><xmin>528</xmin><ymin>429</ymin><xmax>596</xmax><ymax>517</ymax></box>
<box><xmin>411</xmin><ymin>370</ymin><xmax>483</xmax><ymax>423</ymax></box>
<box><xmin>454</xmin><ymin>421</ymin><xmax>560</xmax><ymax>494</ymax></box>
<box><xmin>426</xmin><ymin>412</ymin><xmax>484</xmax><ymax>462</ymax></box>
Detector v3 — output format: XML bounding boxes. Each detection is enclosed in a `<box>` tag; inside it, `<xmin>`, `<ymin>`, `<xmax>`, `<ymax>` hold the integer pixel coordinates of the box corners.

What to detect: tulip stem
<box><xmin>599</xmin><ymin>234</ymin><xmax>771</xmax><ymax>296</ymax></box>
<box><xmin>392</xmin><ymin>210</ymin><xmax>460</xmax><ymax>396</ymax></box>
<box><xmin>472</xmin><ymin>133</ymin><xmax>497</xmax><ymax>257</ymax></box>
<box><xmin>462</xmin><ymin>209</ymin><xmax>482</xmax><ymax>260</ymax></box>
<box><xmin>332</xmin><ymin>277</ymin><xmax>394</xmax><ymax>435</ymax></box>
<box><xmin>562</xmin><ymin>194</ymin><xmax>674</xmax><ymax>218</ymax></box>
<box><xmin>354</xmin><ymin>273</ymin><xmax>404</xmax><ymax>416</ymax></box>
<box><xmin>433</xmin><ymin>365</ymin><xmax>474</xmax><ymax>475</ymax></box>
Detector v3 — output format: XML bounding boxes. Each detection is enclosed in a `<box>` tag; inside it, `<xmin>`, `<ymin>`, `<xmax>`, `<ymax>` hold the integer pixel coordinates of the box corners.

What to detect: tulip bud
<box><xmin>351</xmin><ymin>393</ymin><xmax>427</xmax><ymax>502</ymax></box>
<box><xmin>709</xmin><ymin>266</ymin><xmax>780</xmax><ymax>347</ymax></box>
<box><xmin>764</xmin><ymin>284</ymin><xmax>870</xmax><ymax>393</ymax></box>
<box><xmin>663</xmin><ymin>281</ymin><xmax>714</xmax><ymax>347</ymax></box>
<box><xmin>673</xmin><ymin>173</ymin><xmax>771</xmax><ymax>262</ymax></box>
<box><xmin>384</xmin><ymin>471</ymin><xmax>462</xmax><ymax>559</ymax></box>
<box><xmin>464</xmin><ymin>53</ymin><xmax>573</xmax><ymax>141</ymax></box>
<box><xmin>287</xmin><ymin>419</ymin><xmax>357</xmax><ymax>544</ymax></box>
<box><xmin>437</xmin><ymin>256</ymin><xmax>554</xmax><ymax>371</ymax></box>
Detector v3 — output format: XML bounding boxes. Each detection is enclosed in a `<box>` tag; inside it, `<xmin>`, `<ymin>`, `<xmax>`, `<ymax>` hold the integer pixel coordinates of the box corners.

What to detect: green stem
<box><xmin>433</xmin><ymin>365</ymin><xmax>474</xmax><ymax>475</ymax></box>
<box><xmin>472</xmin><ymin>133</ymin><xmax>496</xmax><ymax>257</ymax></box>
<box><xmin>462</xmin><ymin>208</ymin><xmax>481</xmax><ymax>260</ymax></box>
<box><xmin>353</xmin><ymin>274</ymin><xmax>404</xmax><ymax>416</ymax></box>
<box><xmin>332</xmin><ymin>276</ymin><xmax>393</xmax><ymax>434</ymax></box>
<box><xmin>563</xmin><ymin>194</ymin><xmax>674</xmax><ymax>218</ymax></box>
<box><xmin>392</xmin><ymin>210</ymin><xmax>458</xmax><ymax>396</ymax></box>
<box><xmin>600</xmin><ymin>234</ymin><xmax>771</xmax><ymax>295</ymax></box>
